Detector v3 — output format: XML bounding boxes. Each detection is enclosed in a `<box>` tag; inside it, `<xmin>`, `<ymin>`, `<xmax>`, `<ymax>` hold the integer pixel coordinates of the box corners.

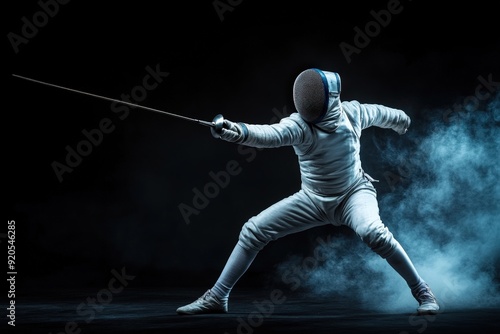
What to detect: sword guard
<box><xmin>211</xmin><ymin>114</ymin><xmax>225</xmax><ymax>138</ymax></box>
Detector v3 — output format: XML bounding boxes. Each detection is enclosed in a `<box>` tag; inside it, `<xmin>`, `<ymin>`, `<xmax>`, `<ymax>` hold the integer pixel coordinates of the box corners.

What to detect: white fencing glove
<box><xmin>395</xmin><ymin>115</ymin><xmax>411</xmax><ymax>135</ymax></box>
<box><xmin>211</xmin><ymin>119</ymin><xmax>246</xmax><ymax>143</ymax></box>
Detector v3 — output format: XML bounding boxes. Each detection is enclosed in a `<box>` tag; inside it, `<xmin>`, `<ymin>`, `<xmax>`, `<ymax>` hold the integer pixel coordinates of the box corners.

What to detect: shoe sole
<box><xmin>417</xmin><ymin>309</ymin><xmax>439</xmax><ymax>315</ymax></box>
<box><xmin>176</xmin><ymin>310</ymin><xmax>227</xmax><ymax>315</ymax></box>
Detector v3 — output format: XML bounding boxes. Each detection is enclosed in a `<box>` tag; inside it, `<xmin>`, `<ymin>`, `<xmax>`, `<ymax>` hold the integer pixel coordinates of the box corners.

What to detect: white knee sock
<box><xmin>385</xmin><ymin>242</ymin><xmax>424</xmax><ymax>290</ymax></box>
<box><xmin>211</xmin><ymin>243</ymin><xmax>259</xmax><ymax>303</ymax></box>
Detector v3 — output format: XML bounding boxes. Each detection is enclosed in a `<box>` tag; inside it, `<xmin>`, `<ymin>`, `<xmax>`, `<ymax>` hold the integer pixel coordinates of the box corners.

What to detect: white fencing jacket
<box><xmin>238</xmin><ymin>99</ymin><xmax>410</xmax><ymax>196</ymax></box>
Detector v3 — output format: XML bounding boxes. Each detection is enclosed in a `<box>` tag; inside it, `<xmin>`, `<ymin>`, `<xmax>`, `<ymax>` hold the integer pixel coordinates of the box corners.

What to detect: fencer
<box><xmin>176</xmin><ymin>68</ymin><xmax>440</xmax><ymax>315</ymax></box>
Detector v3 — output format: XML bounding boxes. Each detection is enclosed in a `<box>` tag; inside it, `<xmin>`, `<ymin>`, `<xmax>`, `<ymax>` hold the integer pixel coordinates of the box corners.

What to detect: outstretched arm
<box><xmin>212</xmin><ymin>113</ymin><xmax>309</xmax><ymax>148</ymax></box>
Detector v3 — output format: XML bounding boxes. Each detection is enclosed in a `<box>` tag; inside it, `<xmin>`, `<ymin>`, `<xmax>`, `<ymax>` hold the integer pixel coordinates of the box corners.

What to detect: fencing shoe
<box><xmin>176</xmin><ymin>289</ymin><xmax>228</xmax><ymax>315</ymax></box>
<box><xmin>412</xmin><ymin>282</ymin><xmax>440</xmax><ymax>315</ymax></box>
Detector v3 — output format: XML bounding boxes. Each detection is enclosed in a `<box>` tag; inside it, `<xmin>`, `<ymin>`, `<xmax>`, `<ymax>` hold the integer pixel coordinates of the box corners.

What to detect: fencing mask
<box><xmin>293</xmin><ymin>68</ymin><xmax>341</xmax><ymax>123</ymax></box>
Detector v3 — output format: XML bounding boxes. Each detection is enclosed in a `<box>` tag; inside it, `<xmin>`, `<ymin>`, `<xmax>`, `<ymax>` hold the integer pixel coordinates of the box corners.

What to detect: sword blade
<box><xmin>12</xmin><ymin>74</ymin><xmax>214</xmax><ymax>127</ymax></box>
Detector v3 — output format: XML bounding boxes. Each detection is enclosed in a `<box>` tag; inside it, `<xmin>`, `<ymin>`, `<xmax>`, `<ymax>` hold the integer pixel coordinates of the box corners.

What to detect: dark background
<box><xmin>4</xmin><ymin>0</ymin><xmax>499</xmax><ymax>294</ymax></box>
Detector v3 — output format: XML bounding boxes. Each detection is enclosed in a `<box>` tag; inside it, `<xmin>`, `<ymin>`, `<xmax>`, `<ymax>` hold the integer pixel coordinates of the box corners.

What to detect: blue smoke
<box><xmin>273</xmin><ymin>92</ymin><xmax>500</xmax><ymax>312</ymax></box>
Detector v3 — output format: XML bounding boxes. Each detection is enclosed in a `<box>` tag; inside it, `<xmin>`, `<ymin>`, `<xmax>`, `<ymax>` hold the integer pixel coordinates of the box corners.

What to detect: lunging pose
<box><xmin>176</xmin><ymin>68</ymin><xmax>439</xmax><ymax>315</ymax></box>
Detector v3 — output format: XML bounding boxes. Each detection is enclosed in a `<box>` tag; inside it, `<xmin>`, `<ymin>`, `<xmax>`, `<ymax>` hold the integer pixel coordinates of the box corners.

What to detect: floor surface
<box><xmin>4</xmin><ymin>287</ymin><xmax>499</xmax><ymax>334</ymax></box>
